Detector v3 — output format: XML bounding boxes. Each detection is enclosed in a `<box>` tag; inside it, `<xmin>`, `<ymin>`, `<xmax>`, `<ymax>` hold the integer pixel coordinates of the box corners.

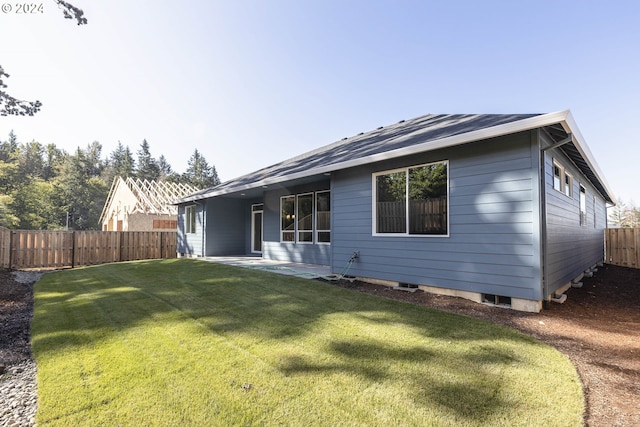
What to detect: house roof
<box><xmin>100</xmin><ymin>177</ymin><xmax>200</xmax><ymax>224</ymax></box>
<box><xmin>179</xmin><ymin>110</ymin><xmax>614</xmax><ymax>204</ymax></box>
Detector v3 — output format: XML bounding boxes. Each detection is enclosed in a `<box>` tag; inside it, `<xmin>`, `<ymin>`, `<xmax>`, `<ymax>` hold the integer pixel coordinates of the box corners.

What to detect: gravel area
<box><xmin>0</xmin><ymin>271</ymin><xmax>42</xmax><ymax>427</ymax></box>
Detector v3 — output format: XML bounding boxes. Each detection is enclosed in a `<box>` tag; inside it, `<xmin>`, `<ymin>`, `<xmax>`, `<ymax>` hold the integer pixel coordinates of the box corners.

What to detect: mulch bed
<box><xmin>1</xmin><ymin>265</ymin><xmax>638</xmax><ymax>426</ymax></box>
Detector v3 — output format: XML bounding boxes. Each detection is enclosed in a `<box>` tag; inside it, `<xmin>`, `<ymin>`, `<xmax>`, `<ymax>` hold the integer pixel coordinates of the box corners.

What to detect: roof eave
<box><xmin>178</xmin><ymin>110</ymin><xmax>615</xmax><ymax>205</ymax></box>
<box><xmin>560</xmin><ymin>111</ymin><xmax>616</xmax><ymax>205</ymax></box>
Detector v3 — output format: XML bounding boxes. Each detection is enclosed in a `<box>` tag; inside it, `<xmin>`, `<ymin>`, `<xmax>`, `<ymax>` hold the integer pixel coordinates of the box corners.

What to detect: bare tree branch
<box><xmin>0</xmin><ymin>66</ymin><xmax>42</xmax><ymax>116</ymax></box>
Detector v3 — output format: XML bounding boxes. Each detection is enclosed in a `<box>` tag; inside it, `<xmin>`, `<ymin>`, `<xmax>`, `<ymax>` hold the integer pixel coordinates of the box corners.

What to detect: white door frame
<box><xmin>251</xmin><ymin>204</ymin><xmax>263</xmax><ymax>254</ymax></box>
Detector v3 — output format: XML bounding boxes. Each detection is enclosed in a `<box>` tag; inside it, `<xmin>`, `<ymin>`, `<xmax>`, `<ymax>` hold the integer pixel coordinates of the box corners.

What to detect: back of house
<box><xmin>176</xmin><ymin>111</ymin><xmax>614</xmax><ymax>312</ymax></box>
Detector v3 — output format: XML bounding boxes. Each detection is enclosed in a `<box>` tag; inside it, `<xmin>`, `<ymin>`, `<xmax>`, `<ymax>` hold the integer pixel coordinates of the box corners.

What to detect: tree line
<box><xmin>608</xmin><ymin>199</ymin><xmax>640</xmax><ymax>228</ymax></box>
<box><xmin>0</xmin><ymin>131</ymin><xmax>220</xmax><ymax>230</ymax></box>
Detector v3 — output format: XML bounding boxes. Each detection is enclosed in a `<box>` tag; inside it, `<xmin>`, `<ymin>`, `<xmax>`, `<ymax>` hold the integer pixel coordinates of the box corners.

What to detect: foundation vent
<box><xmin>482</xmin><ymin>294</ymin><xmax>512</xmax><ymax>307</ymax></box>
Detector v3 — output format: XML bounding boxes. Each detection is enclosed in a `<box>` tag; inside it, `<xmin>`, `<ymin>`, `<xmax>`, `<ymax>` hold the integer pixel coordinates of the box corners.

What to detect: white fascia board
<box><xmin>561</xmin><ymin>111</ymin><xmax>617</xmax><ymax>205</ymax></box>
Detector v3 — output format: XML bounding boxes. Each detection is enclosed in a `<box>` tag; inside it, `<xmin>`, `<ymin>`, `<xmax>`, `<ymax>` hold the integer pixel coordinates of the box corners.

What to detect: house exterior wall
<box><xmin>542</xmin><ymin>138</ymin><xmax>607</xmax><ymax>298</ymax></box>
<box><xmin>204</xmin><ymin>197</ymin><xmax>247</xmax><ymax>256</ymax></box>
<box><xmin>331</xmin><ymin>131</ymin><xmax>544</xmax><ymax>301</ymax></box>
<box><xmin>177</xmin><ymin>203</ymin><xmax>205</xmax><ymax>256</ymax></box>
<box><xmin>262</xmin><ymin>181</ymin><xmax>332</xmax><ymax>265</ymax></box>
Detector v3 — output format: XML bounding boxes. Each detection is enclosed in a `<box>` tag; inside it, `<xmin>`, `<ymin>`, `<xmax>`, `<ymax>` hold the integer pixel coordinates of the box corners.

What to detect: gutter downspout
<box><xmin>539</xmin><ymin>137</ymin><xmax>549</xmax><ymax>309</ymax></box>
<box><xmin>199</xmin><ymin>201</ymin><xmax>206</xmax><ymax>257</ymax></box>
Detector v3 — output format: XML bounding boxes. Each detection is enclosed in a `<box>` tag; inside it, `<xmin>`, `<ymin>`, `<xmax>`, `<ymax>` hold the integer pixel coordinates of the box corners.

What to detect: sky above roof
<box><xmin>1</xmin><ymin>1</ymin><xmax>639</xmax><ymax>206</ymax></box>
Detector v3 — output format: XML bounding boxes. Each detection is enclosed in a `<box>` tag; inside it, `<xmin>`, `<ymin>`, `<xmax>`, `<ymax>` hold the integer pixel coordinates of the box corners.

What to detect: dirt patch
<box><xmin>0</xmin><ymin>269</ymin><xmax>35</xmax><ymax>366</ymax></box>
<box><xmin>1</xmin><ymin>265</ymin><xmax>638</xmax><ymax>426</ymax></box>
<box><xmin>329</xmin><ymin>264</ymin><xmax>640</xmax><ymax>427</ymax></box>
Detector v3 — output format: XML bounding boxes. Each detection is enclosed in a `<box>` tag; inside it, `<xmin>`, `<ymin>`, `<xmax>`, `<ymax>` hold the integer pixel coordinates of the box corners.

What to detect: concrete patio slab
<box><xmin>203</xmin><ymin>256</ymin><xmax>333</xmax><ymax>280</ymax></box>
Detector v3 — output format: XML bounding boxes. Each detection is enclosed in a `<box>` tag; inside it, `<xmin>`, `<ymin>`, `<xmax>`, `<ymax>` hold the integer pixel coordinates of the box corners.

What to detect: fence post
<box><xmin>71</xmin><ymin>231</ymin><xmax>76</xmax><ymax>268</ymax></box>
<box><xmin>9</xmin><ymin>230</ymin><xmax>14</xmax><ymax>269</ymax></box>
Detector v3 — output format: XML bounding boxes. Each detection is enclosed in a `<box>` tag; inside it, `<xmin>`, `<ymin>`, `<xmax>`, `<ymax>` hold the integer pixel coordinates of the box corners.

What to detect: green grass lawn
<box><xmin>32</xmin><ymin>259</ymin><xmax>583</xmax><ymax>426</ymax></box>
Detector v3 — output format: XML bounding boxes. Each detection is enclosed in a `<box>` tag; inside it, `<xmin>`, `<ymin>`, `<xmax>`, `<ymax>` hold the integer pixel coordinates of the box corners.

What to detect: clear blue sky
<box><xmin>1</xmin><ymin>1</ymin><xmax>639</xmax><ymax>205</ymax></box>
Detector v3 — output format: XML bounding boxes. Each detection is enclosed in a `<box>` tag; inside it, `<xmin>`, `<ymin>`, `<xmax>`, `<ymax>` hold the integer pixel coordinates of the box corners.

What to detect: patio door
<box><xmin>251</xmin><ymin>204</ymin><xmax>263</xmax><ymax>254</ymax></box>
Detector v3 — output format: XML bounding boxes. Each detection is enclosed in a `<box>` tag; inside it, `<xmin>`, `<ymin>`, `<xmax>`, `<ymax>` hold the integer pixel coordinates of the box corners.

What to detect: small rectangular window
<box><xmin>316</xmin><ymin>191</ymin><xmax>331</xmax><ymax>244</ymax></box>
<box><xmin>580</xmin><ymin>185</ymin><xmax>587</xmax><ymax>226</ymax></box>
<box><xmin>552</xmin><ymin>160</ymin><xmax>573</xmax><ymax>198</ymax></box>
<box><xmin>553</xmin><ymin>164</ymin><xmax>562</xmax><ymax>192</ymax></box>
<box><xmin>564</xmin><ymin>172</ymin><xmax>573</xmax><ymax>197</ymax></box>
<box><xmin>281</xmin><ymin>196</ymin><xmax>295</xmax><ymax>242</ymax></box>
<box><xmin>185</xmin><ymin>205</ymin><xmax>196</xmax><ymax>234</ymax></box>
<box><xmin>297</xmin><ymin>193</ymin><xmax>314</xmax><ymax>243</ymax></box>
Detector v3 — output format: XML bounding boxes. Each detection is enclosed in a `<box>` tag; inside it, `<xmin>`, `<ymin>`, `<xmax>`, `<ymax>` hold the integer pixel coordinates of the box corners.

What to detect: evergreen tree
<box><xmin>84</xmin><ymin>141</ymin><xmax>104</xmax><ymax>178</ymax></box>
<box><xmin>18</xmin><ymin>141</ymin><xmax>45</xmax><ymax>179</ymax></box>
<box><xmin>0</xmin><ymin>132</ymin><xmax>19</xmax><ymax>194</ymax></box>
<box><xmin>183</xmin><ymin>149</ymin><xmax>220</xmax><ymax>189</ymax></box>
<box><xmin>0</xmin><ymin>131</ymin><xmax>19</xmax><ymax>162</ymax></box>
<box><xmin>104</xmin><ymin>142</ymin><xmax>135</xmax><ymax>184</ymax></box>
<box><xmin>157</xmin><ymin>155</ymin><xmax>174</xmax><ymax>181</ymax></box>
<box><xmin>43</xmin><ymin>143</ymin><xmax>66</xmax><ymax>181</ymax></box>
<box><xmin>54</xmin><ymin>147</ymin><xmax>107</xmax><ymax>230</ymax></box>
<box><xmin>136</xmin><ymin>139</ymin><xmax>160</xmax><ymax>182</ymax></box>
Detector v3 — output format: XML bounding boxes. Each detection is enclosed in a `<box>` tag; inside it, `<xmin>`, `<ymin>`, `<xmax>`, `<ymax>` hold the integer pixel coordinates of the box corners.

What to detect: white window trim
<box><xmin>579</xmin><ymin>184</ymin><xmax>587</xmax><ymax>226</ymax></box>
<box><xmin>372</xmin><ymin>160</ymin><xmax>450</xmax><ymax>238</ymax></box>
<box><xmin>185</xmin><ymin>205</ymin><xmax>196</xmax><ymax>234</ymax></box>
<box><xmin>280</xmin><ymin>195</ymin><xmax>296</xmax><ymax>243</ymax></box>
<box><xmin>280</xmin><ymin>191</ymin><xmax>331</xmax><ymax>244</ymax></box>
<box><xmin>552</xmin><ymin>159</ymin><xmax>573</xmax><ymax>198</ymax></box>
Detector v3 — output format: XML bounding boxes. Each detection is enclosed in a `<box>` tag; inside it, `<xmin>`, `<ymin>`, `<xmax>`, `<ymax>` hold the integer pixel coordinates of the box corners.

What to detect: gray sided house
<box><xmin>176</xmin><ymin>111</ymin><xmax>615</xmax><ymax>312</ymax></box>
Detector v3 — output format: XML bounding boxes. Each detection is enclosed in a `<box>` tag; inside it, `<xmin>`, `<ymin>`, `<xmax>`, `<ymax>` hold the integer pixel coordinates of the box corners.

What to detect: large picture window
<box><xmin>374</xmin><ymin>161</ymin><xmax>448</xmax><ymax>236</ymax></box>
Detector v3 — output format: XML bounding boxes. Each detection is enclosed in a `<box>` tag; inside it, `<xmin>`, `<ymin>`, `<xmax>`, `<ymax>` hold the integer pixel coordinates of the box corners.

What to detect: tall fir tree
<box><xmin>183</xmin><ymin>149</ymin><xmax>220</xmax><ymax>189</ymax></box>
<box><xmin>136</xmin><ymin>139</ymin><xmax>160</xmax><ymax>182</ymax></box>
<box><xmin>157</xmin><ymin>155</ymin><xmax>173</xmax><ymax>181</ymax></box>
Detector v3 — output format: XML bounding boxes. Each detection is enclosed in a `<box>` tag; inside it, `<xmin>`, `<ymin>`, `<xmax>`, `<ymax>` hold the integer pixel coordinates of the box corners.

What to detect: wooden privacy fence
<box><xmin>376</xmin><ymin>197</ymin><xmax>447</xmax><ymax>234</ymax></box>
<box><xmin>606</xmin><ymin>228</ymin><xmax>640</xmax><ymax>269</ymax></box>
<box><xmin>0</xmin><ymin>228</ymin><xmax>177</xmax><ymax>269</ymax></box>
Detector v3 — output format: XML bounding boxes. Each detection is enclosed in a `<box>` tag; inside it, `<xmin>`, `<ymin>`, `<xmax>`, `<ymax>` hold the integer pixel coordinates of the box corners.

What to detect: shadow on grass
<box><xmin>32</xmin><ymin>258</ymin><xmax>563</xmax><ymax>423</ymax></box>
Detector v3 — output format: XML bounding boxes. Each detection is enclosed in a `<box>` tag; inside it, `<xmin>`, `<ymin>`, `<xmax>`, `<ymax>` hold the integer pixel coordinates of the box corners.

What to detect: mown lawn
<box><xmin>32</xmin><ymin>259</ymin><xmax>583</xmax><ymax>426</ymax></box>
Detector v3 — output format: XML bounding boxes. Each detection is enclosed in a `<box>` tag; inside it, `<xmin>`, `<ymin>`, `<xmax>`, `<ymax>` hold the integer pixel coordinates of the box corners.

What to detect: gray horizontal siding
<box><xmin>332</xmin><ymin>131</ymin><xmax>542</xmax><ymax>300</ymax></box>
<box><xmin>204</xmin><ymin>198</ymin><xmax>246</xmax><ymax>256</ymax></box>
<box><xmin>543</xmin><ymin>144</ymin><xmax>606</xmax><ymax>296</ymax></box>
<box><xmin>177</xmin><ymin>204</ymin><xmax>204</xmax><ymax>256</ymax></box>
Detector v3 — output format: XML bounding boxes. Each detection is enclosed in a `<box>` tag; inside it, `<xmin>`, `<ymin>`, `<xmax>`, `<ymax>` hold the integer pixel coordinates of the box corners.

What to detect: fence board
<box><xmin>606</xmin><ymin>228</ymin><xmax>640</xmax><ymax>268</ymax></box>
<box><xmin>0</xmin><ymin>227</ymin><xmax>176</xmax><ymax>269</ymax></box>
<box><xmin>0</xmin><ymin>227</ymin><xmax>10</xmax><ymax>268</ymax></box>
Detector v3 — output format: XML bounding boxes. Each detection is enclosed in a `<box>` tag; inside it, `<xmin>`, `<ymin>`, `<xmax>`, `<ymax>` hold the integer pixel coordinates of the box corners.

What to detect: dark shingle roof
<box><xmin>179</xmin><ymin>111</ymin><xmax>614</xmax><ymax>204</ymax></box>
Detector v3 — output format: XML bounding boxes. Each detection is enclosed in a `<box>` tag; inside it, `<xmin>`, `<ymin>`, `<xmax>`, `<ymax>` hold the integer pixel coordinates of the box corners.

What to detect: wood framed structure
<box><xmin>100</xmin><ymin>177</ymin><xmax>198</xmax><ymax>232</ymax></box>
